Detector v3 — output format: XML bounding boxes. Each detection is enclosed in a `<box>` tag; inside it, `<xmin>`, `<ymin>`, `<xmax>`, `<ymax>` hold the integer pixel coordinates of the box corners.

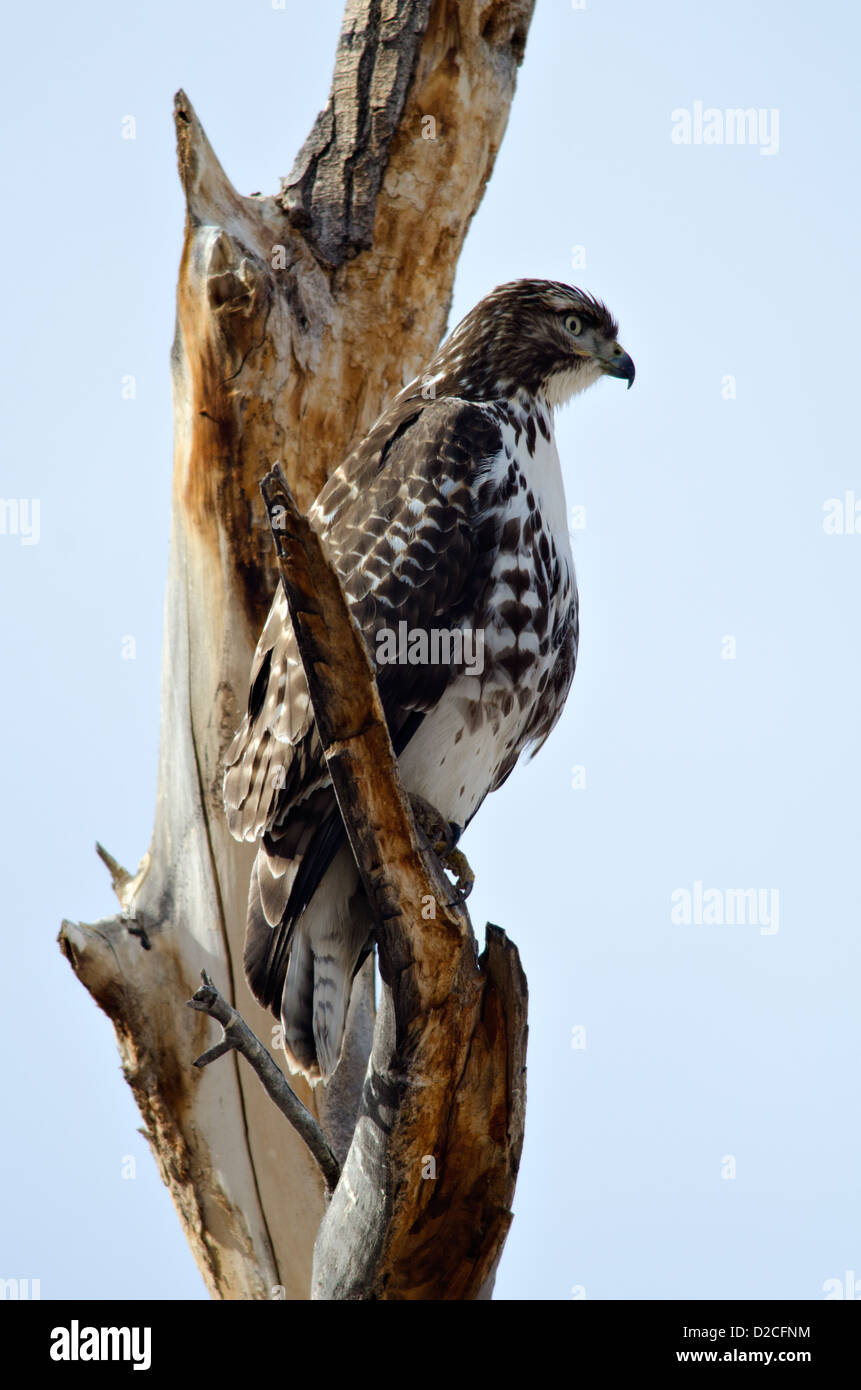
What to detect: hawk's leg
<box><xmin>409</xmin><ymin>793</ymin><xmax>475</xmax><ymax>904</ymax></box>
<box><xmin>441</xmin><ymin>847</ymin><xmax>475</xmax><ymax>903</ymax></box>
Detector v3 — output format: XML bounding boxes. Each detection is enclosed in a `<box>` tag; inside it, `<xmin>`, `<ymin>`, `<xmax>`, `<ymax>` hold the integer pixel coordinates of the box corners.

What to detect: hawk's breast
<box><xmin>397</xmin><ymin>398</ymin><xmax>578</xmax><ymax>828</ymax></box>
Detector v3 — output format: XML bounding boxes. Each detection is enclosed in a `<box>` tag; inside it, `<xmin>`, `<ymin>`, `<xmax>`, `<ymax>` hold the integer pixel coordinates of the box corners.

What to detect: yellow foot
<box><xmin>444</xmin><ymin>846</ymin><xmax>475</xmax><ymax>903</ymax></box>
<box><xmin>409</xmin><ymin>794</ymin><xmax>475</xmax><ymax>903</ymax></box>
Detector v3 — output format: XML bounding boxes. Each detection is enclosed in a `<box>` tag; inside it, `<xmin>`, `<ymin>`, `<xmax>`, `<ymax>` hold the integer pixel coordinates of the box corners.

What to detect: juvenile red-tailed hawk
<box><xmin>224</xmin><ymin>279</ymin><xmax>634</xmax><ymax>1082</ymax></box>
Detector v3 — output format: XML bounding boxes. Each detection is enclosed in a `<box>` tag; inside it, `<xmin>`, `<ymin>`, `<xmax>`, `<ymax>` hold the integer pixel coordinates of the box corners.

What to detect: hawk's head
<box><xmin>428</xmin><ymin>278</ymin><xmax>635</xmax><ymax>407</ymax></box>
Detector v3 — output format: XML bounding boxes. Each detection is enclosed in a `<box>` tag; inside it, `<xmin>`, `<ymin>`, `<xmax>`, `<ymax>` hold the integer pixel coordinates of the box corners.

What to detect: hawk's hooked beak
<box><xmin>600</xmin><ymin>344</ymin><xmax>636</xmax><ymax>389</ymax></box>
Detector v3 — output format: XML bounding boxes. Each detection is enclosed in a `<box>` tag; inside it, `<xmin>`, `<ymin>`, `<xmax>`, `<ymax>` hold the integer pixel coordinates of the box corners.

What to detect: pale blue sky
<box><xmin>2</xmin><ymin>0</ymin><xmax>859</xmax><ymax>1300</ymax></box>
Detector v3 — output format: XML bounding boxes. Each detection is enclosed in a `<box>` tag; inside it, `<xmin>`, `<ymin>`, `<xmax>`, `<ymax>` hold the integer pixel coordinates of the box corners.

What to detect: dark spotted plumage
<box><xmin>224</xmin><ymin>279</ymin><xmax>634</xmax><ymax>1082</ymax></box>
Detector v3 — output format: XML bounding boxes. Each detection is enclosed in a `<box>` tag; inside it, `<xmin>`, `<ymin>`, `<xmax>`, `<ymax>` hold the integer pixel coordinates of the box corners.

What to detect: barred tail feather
<box><xmin>280</xmin><ymin>843</ymin><xmax>374</xmax><ymax>1083</ymax></box>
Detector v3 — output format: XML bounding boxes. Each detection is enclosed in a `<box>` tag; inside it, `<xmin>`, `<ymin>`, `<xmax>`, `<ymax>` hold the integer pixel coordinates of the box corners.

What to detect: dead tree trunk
<box><xmin>60</xmin><ymin>0</ymin><xmax>535</xmax><ymax>1300</ymax></box>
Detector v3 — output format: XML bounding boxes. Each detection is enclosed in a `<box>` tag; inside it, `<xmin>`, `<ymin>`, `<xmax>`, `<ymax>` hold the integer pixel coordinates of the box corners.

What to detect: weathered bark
<box><xmin>60</xmin><ymin>0</ymin><xmax>535</xmax><ymax>1300</ymax></box>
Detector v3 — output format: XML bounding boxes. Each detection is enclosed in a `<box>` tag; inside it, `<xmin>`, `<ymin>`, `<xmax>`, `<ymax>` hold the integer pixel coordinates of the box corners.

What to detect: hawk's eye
<box><xmin>564</xmin><ymin>314</ymin><xmax>583</xmax><ymax>337</ymax></box>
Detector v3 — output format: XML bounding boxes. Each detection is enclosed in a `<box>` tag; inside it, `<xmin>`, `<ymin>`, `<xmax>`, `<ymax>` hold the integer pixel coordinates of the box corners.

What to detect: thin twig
<box><xmin>187</xmin><ymin>971</ymin><xmax>341</xmax><ymax>1193</ymax></box>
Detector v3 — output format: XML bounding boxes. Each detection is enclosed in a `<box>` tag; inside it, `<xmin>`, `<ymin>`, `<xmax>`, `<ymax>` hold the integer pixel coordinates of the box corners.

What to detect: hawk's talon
<box><xmin>442</xmin><ymin>839</ymin><xmax>475</xmax><ymax>906</ymax></box>
<box><xmin>444</xmin><ymin>848</ymin><xmax>475</xmax><ymax>905</ymax></box>
<box><xmin>409</xmin><ymin>794</ymin><xmax>475</xmax><ymax>904</ymax></box>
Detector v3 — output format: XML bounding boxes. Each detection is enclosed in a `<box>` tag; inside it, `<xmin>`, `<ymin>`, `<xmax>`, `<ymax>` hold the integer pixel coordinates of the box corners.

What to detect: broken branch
<box><xmin>188</xmin><ymin>971</ymin><xmax>341</xmax><ymax>1194</ymax></box>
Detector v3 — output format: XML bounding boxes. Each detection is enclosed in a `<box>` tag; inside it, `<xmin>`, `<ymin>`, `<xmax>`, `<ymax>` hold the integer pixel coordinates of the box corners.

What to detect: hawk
<box><xmin>224</xmin><ymin>279</ymin><xmax>634</xmax><ymax>1083</ymax></box>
